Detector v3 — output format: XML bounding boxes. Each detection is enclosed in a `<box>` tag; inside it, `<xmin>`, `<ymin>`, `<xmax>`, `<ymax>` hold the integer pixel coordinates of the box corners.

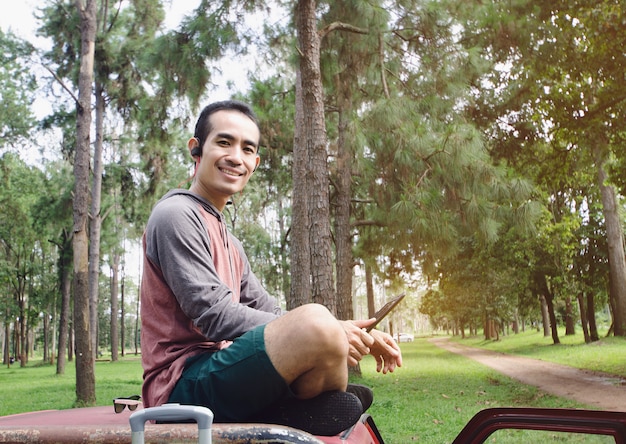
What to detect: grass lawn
<box><xmin>1</xmin><ymin>331</ymin><xmax>624</xmax><ymax>442</ymax></box>
<box><xmin>449</xmin><ymin>328</ymin><xmax>626</xmax><ymax>377</ymax></box>
<box><xmin>357</xmin><ymin>338</ymin><xmax>598</xmax><ymax>442</ymax></box>
<box><xmin>0</xmin><ymin>356</ymin><xmax>143</xmax><ymax>416</ymax></box>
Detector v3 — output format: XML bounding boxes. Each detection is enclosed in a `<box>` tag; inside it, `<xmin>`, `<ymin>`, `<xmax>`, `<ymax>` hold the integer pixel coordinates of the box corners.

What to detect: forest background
<box><xmin>1</xmin><ymin>0</ymin><xmax>625</xmax><ymax>407</ymax></box>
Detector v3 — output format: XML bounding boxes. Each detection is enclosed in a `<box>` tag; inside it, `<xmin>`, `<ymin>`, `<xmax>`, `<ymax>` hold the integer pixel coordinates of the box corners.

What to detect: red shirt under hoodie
<box><xmin>140</xmin><ymin>189</ymin><xmax>282</xmax><ymax>408</ymax></box>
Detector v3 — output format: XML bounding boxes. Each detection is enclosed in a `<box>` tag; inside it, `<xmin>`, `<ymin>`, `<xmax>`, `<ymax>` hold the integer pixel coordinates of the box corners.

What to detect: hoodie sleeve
<box><xmin>144</xmin><ymin>194</ymin><xmax>280</xmax><ymax>341</ymax></box>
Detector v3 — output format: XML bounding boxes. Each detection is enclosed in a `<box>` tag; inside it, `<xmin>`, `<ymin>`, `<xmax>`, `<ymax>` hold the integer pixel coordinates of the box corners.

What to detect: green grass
<box><xmin>0</xmin><ymin>356</ymin><xmax>143</xmax><ymax>416</ymax></box>
<box><xmin>449</xmin><ymin>328</ymin><xmax>626</xmax><ymax>377</ymax></box>
<box><xmin>1</xmin><ymin>333</ymin><xmax>624</xmax><ymax>443</ymax></box>
<box><xmin>355</xmin><ymin>339</ymin><xmax>595</xmax><ymax>443</ymax></box>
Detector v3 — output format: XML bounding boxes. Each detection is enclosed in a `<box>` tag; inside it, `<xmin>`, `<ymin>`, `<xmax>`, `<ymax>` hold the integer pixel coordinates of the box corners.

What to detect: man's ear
<box><xmin>252</xmin><ymin>155</ymin><xmax>260</xmax><ymax>173</ymax></box>
<box><xmin>188</xmin><ymin>137</ymin><xmax>201</xmax><ymax>158</ymax></box>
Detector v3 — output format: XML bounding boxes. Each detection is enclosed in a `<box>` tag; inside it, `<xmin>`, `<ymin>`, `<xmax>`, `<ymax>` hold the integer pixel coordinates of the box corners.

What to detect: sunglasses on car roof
<box><xmin>113</xmin><ymin>395</ymin><xmax>142</xmax><ymax>413</ymax></box>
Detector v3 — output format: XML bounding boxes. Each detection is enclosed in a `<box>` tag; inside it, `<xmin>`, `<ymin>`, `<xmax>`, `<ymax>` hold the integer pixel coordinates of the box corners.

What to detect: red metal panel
<box><xmin>452</xmin><ymin>407</ymin><xmax>626</xmax><ymax>444</ymax></box>
<box><xmin>0</xmin><ymin>407</ymin><xmax>383</xmax><ymax>443</ymax></box>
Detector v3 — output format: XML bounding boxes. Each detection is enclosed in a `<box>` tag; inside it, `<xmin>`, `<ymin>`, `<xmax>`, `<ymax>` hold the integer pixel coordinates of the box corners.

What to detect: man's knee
<box><xmin>265</xmin><ymin>304</ymin><xmax>348</xmax><ymax>369</ymax></box>
<box><xmin>287</xmin><ymin>304</ymin><xmax>344</xmax><ymax>341</ymax></box>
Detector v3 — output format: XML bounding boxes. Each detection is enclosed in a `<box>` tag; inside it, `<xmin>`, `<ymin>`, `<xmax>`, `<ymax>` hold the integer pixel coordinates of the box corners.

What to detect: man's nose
<box><xmin>226</xmin><ymin>146</ymin><xmax>244</xmax><ymax>164</ymax></box>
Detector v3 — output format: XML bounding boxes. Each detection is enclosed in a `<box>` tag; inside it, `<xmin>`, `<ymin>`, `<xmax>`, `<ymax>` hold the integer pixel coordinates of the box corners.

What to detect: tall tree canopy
<box><xmin>462</xmin><ymin>0</ymin><xmax>626</xmax><ymax>337</ymax></box>
<box><xmin>2</xmin><ymin>0</ymin><xmax>625</xmax><ymax>390</ymax></box>
<box><xmin>0</xmin><ymin>30</ymin><xmax>37</xmax><ymax>146</ymax></box>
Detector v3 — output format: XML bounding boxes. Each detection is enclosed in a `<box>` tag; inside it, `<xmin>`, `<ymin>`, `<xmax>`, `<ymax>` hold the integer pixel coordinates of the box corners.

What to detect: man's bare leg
<box><xmin>264</xmin><ymin>303</ymin><xmax>349</xmax><ymax>399</ymax></box>
<box><xmin>257</xmin><ymin>304</ymin><xmax>371</xmax><ymax>436</ymax></box>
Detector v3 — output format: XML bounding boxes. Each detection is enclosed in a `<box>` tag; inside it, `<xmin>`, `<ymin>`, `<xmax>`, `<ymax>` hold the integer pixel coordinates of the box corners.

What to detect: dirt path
<box><xmin>429</xmin><ymin>337</ymin><xmax>626</xmax><ymax>412</ymax></box>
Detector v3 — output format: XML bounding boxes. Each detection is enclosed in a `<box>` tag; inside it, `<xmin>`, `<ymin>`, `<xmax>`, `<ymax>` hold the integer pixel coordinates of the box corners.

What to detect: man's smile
<box><xmin>219</xmin><ymin>166</ymin><xmax>244</xmax><ymax>177</ymax></box>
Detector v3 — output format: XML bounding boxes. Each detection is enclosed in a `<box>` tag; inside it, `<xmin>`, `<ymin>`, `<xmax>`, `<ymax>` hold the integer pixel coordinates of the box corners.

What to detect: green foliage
<box><xmin>0</xmin><ymin>154</ymin><xmax>56</xmax><ymax>356</ymax></box>
<box><xmin>403</xmin><ymin>0</ymin><xmax>626</xmax><ymax>337</ymax></box>
<box><xmin>0</xmin><ymin>30</ymin><xmax>37</xmax><ymax>146</ymax></box>
<box><xmin>3</xmin><ymin>0</ymin><xmax>626</xmax><ymax>407</ymax></box>
<box><xmin>332</xmin><ymin>0</ymin><xmax>544</xmax><ymax>297</ymax></box>
<box><xmin>228</xmin><ymin>75</ymin><xmax>296</xmax><ymax>303</ymax></box>
<box><xmin>419</xmin><ymin>289</ymin><xmax>448</xmax><ymax>329</ymax></box>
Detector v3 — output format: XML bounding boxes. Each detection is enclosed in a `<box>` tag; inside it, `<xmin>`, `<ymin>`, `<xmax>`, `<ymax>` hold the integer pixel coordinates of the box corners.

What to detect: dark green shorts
<box><xmin>168</xmin><ymin>324</ymin><xmax>290</xmax><ymax>422</ymax></box>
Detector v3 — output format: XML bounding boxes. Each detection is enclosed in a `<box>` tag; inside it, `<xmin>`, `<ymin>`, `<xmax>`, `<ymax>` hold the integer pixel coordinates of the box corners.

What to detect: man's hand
<box><xmin>368</xmin><ymin>329</ymin><xmax>402</xmax><ymax>373</ymax></box>
<box><xmin>340</xmin><ymin>319</ymin><xmax>403</xmax><ymax>373</ymax></box>
<box><xmin>339</xmin><ymin>319</ymin><xmax>375</xmax><ymax>367</ymax></box>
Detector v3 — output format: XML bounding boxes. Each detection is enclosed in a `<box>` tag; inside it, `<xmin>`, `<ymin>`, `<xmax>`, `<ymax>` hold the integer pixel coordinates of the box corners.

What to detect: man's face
<box><xmin>190</xmin><ymin>110</ymin><xmax>260</xmax><ymax>210</ymax></box>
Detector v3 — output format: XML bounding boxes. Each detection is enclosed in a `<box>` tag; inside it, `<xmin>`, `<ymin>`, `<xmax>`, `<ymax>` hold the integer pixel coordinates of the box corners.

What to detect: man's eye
<box><xmin>244</xmin><ymin>146</ymin><xmax>256</xmax><ymax>153</ymax></box>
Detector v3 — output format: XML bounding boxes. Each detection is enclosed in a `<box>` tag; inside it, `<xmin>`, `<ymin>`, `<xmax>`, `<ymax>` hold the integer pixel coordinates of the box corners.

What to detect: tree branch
<box><xmin>583</xmin><ymin>92</ymin><xmax>626</xmax><ymax>121</ymax></box>
<box><xmin>351</xmin><ymin>219</ymin><xmax>384</xmax><ymax>228</ymax></box>
<box><xmin>42</xmin><ymin>63</ymin><xmax>80</xmax><ymax>107</ymax></box>
<box><xmin>319</xmin><ymin>21</ymin><xmax>368</xmax><ymax>39</ymax></box>
<box><xmin>379</xmin><ymin>32</ymin><xmax>390</xmax><ymax>99</ymax></box>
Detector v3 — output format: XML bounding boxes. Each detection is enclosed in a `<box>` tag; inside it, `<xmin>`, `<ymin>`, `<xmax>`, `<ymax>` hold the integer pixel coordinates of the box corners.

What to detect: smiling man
<box><xmin>140</xmin><ymin>100</ymin><xmax>402</xmax><ymax>436</ymax></box>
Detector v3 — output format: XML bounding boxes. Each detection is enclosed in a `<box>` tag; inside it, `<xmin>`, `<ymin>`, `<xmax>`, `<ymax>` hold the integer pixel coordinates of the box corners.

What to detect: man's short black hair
<box><xmin>193</xmin><ymin>100</ymin><xmax>260</xmax><ymax>156</ymax></box>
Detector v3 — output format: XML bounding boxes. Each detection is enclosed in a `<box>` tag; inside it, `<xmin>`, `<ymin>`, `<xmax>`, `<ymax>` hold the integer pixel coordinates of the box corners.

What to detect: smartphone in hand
<box><xmin>366</xmin><ymin>293</ymin><xmax>406</xmax><ymax>332</ymax></box>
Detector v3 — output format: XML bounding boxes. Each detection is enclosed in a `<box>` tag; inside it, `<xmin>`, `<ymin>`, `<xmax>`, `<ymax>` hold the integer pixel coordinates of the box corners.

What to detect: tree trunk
<box><xmin>564</xmin><ymin>296</ymin><xmax>575</xmax><ymax>335</ymax></box>
<box><xmin>289</xmin><ymin>68</ymin><xmax>311</xmax><ymax>309</ymax></box>
<box><xmin>365</xmin><ymin>263</ymin><xmax>375</xmax><ymax>318</ymax></box>
<box><xmin>120</xmin><ymin>261</ymin><xmax>125</xmax><ymax>357</ymax></box>
<box><xmin>540</xmin><ymin>294</ymin><xmax>550</xmax><ymax>337</ymax></box>
<box><xmin>577</xmin><ymin>292</ymin><xmax>590</xmax><ymax>344</ymax></box>
<box><xmin>13</xmin><ymin>322</ymin><xmax>18</xmax><ymax>364</ymax></box>
<box><xmin>68</xmin><ymin>320</ymin><xmax>74</xmax><ymax>362</ymax></box>
<box><xmin>483</xmin><ymin>315</ymin><xmax>491</xmax><ymax>340</ymax></box>
<box><xmin>277</xmin><ymin>198</ymin><xmax>291</xmax><ymax>305</ymax></box>
<box><xmin>18</xmin><ymin>284</ymin><xmax>26</xmax><ymax>367</ymax></box>
<box><xmin>56</xmin><ymin>229</ymin><xmax>71</xmax><ymax>375</ymax></box>
<box><xmin>334</xmin><ymin>102</ymin><xmax>354</xmax><ymax>321</ymax></box>
<box><xmin>88</xmin><ymin>82</ymin><xmax>105</xmax><ymax>359</ymax></box>
<box><xmin>110</xmin><ymin>252</ymin><xmax>120</xmax><ymax>362</ymax></box>
<box><xmin>544</xmin><ymin>293</ymin><xmax>560</xmax><ymax>345</ymax></box>
<box><xmin>3</xmin><ymin>320</ymin><xmax>9</xmax><ymax>366</ymax></box>
<box><xmin>594</xmin><ymin>146</ymin><xmax>626</xmax><ymax>336</ymax></box>
<box><xmin>586</xmin><ymin>292</ymin><xmax>599</xmax><ymax>342</ymax></box>
<box><xmin>50</xmin><ymin>303</ymin><xmax>57</xmax><ymax>365</ymax></box>
<box><xmin>73</xmin><ymin>0</ymin><xmax>97</xmax><ymax>406</ymax></box>
<box><xmin>43</xmin><ymin>310</ymin><xmax>50</xmax><ymax>363</ymax></box>
<box><xmin>134</xmin><ymin>292</ymin><xmax>140</xmax><ymax>355</ymax></box>
<box><xmin>296</xmin><ymin>0</ymin><xmax>335</xmax><ymax>313</ymax></box>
